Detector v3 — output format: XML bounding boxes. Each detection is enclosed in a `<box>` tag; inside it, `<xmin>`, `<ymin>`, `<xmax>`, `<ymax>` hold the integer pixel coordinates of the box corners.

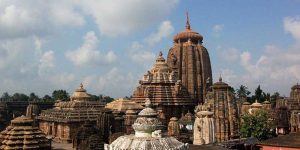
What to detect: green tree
<box><xmin>29</xmin><ymin>92</ymin><xmax>39</xmax><ymax>101</ymax></box>
<box><xmin>42</xmin><ymin>95</ymin><xmax>53</xmax><ymax>102</ymax></box>
<box><xmin>255</xmin><ymin>85</ymin><xmax>263</xmax><ymax>103</ymax></box>
<box><xmin>12</xmin><ymin>93</ymin><xmax>29</xmax><ymax>101</ymax></box>
<box><xmin>90</xmin><ymin>94</ymin><xmax>99</xmax><ymax>101</ymax></box>
<box><xmin>102</xmin><ymin>95</ymin><xmax>114</xmax><ymax>103</ymax></box>
<box><xmin>241</xmin><ymin>109</ymin><xmax>275</xmax><ymax>140</ymax></box>
<box><xmin>52</xmin><ymin>90</ymin><xmax>69</xmax><ymax>101</ymax></box>
<box><xmin>1</xmin><ymin>92</ymin><xmax>11</xmax><ymax>101</ymax></box>
<box><xmin>236</xmin><ymin>85</ymin><xmax>251</xmax><ymax>102</ymax></box>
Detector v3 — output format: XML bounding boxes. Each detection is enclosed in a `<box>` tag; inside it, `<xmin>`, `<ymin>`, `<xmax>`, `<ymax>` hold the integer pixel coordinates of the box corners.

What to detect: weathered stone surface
<box><xmin>168</xmin><ymin>117</ymin><xmax>180</xmax><ymax>137</ymax></box>
<box><xmin>199</xmin><ymin>77</ymin><xmax>239</xmax><ymax>142</ymax></box>
<box><xmin>73</xmin><ymin>121</ymin><xmax>104</xmax><ymax>150</ymax></box>
<box><xmin>124</xmin><ymin>109</ymin><xmax>137</xmax><ymax>135</ymax></box>
<box><xmin>97</xmin><ymin>109</ymin><xmax>115</xmax><ymax>143</ymax></box>
<box><xmin>193</xmin><ymin>104</ymin><xmax>215</xmax><ymax>145</ymax></box>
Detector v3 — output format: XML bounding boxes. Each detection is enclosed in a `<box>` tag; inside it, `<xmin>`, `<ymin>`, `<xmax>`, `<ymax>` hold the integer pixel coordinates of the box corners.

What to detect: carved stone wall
<box><xmin>205</xmin><ymin>77</ymin><xmax>239</xmax><ymax>142</ymax></box>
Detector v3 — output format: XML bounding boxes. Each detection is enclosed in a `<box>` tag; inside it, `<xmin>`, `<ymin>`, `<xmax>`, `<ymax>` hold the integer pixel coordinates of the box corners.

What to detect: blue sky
<box><xmin>0</xmin><ymin>0</ymin><xmax>300</xmax><ymax>98</ymax></box>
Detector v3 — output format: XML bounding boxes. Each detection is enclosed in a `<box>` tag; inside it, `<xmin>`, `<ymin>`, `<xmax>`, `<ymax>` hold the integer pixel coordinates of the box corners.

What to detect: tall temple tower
<box><xmin>167</xmin><ymin>13</ymin><xmax>212</xmax><ymax>104</ymax></box>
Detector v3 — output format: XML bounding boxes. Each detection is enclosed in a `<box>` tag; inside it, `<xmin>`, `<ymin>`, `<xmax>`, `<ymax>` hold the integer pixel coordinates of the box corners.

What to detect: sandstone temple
<box><xmin>167</xmin><ymin>13</ymin><xmax>212</xmax><ymax>104</ymax></box>
<box><xmin>37</xmin><ymin>84</ymin><xmax>111</xmax><ymax>143</ymax></box>
<box><xmin>132</xmin><ymin>52</ymin><xmax>194</xmax><ymax>121</ymax></box>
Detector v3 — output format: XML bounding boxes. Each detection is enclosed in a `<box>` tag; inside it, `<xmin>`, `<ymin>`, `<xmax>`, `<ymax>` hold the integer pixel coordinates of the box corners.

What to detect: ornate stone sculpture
<box><xmin>105</xmin><ymin>98</ymin><xmax>188</xmax><ymax>150</ymax></box>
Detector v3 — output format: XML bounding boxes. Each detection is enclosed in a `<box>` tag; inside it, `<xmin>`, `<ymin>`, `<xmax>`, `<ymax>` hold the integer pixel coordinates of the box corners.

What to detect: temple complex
<box><xmin>105</xmin><ymin>99</ymin><xmax>188</xmax><ymax>150</ymax></box>
<box><xmin>132</xmin><ymin>52</ymin><xmax>194</xmax><ymax>121</ymax></box>
<box><xmin>199</xmin><ymin>77</ymin><xmax>239</xmax><ymax>142</ymax></box>
<box><xmin>37</xmin><ymin>84</ymin><xmax>108</xmax><ymax>143</ymax></box>
<box><xmin>0</xmin><ymin>115</ymin><xmax>50</xmax><ymax>150</ymax></box>
<box><xmin>167</xmin><ymin>13</ymin><xmax>212</xmax><ymax>104</ymax></box>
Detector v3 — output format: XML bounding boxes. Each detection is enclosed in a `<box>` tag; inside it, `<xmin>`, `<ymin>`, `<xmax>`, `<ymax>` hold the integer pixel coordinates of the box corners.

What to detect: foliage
<box><xmin>255</xmin><ymin>85</ymin><xmax>263</xmax><ymax>103</ymax></box>
<box><xmin>29</xmin><ymin>92</ymin><xmax>39</xmax><ymax>101</ymax></box>
<box><xmin>236</xmin><ymin>85</ymin><xmax>251</xmax><ymax>101</ymax></box>
<box><xmin>42</xmin><ymin>95</ymin><xmax>53</xmax><ymax>102</ymax></box>
<box><xmin>99</xmin><ymin>94</ymin><xmax>114</xmax><ymax>103</ymax></box>
<box><xmin>240</xmin><ymin>109</ymin><xmax>275</xmax><ymax>140</ymax></box>
<box><xmin>0</xmin><ymin>90</ymin><xmax>114</xmax><ymax>103</ymax></box>
<box><xmin>52</xmin><ymin>90</ymin><xmax>69</xmax><ymax>101</ymax></box>
<box><xmin>12</xmin><ymin>93</ymin><xmax>29</xmax><ymax>101</ymax></box>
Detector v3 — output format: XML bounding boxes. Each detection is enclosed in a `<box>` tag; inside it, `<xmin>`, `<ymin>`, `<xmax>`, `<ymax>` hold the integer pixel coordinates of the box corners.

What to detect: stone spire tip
<box><xmin>185</xmin><ymin>11</ymin><xmax>191</xmax><ymax>30</ymax></box>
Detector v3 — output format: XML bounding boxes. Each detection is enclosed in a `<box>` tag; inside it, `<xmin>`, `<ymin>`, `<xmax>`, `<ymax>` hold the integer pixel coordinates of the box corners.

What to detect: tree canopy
<box><xmin>240</xmin><ymin>109</ymin><xmax>275</xmax><ymax>140</ymax></box>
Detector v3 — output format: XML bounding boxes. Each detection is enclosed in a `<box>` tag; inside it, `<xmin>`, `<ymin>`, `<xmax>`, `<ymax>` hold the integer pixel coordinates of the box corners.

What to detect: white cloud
<box><xmin>284</xmin><ymin>16</ymin><xmax>300</xmax><ymax>42</ymax></box>
<box><xmin>0</xmin><ymin>0</ymin><xmax>84</xmax><ymax>39</ymax></box>
<box><xmin>212</xmin><ymin>24</ymin><xmax>224</xmax><ymax>37</ymax></box>
<box><xmin>213</xmin><ymin>24</ymin><xmax>224</xmax><ymax>32</ymax></box>
<box><xmin>65</xmin><ymin>31</ymin><xmax>117</xmax><ymax>66</ymax></box>
<box><xmin>38</xmin><ymin>50</ymin><xmax>55</xmax><ymax>74</ymax></box>
<box><xmin>128</xmin><ymin>42</ymin><xmax>155</xmax><ymax>67</ymax></box>
<box><xmin>221</xmin><ymin>48</ymin><xmax>240</xmax><ymax>62</ymax></box>
<box><xmin>0</xmin><ymin>0</ymin><xmax>179</xmax><ymax>38</ymax></box>
<box><xmin>78</xmin><ymin>0</ymin><xmax>179</xmax><ymax>37</ymax></box>
<box><xmin>145</xmin><ymin>20</ymin><xmax>174</xmax><ymax>45</ymax></box>
<box><xmin>83</xmin><ymin>67</ymin><xmax>138</xmax><ymax>98</ymax></box>
<box><xmin>228</xmin><ymin>42</ymin><xmax>300</xmax><ymax>94</ymax></box>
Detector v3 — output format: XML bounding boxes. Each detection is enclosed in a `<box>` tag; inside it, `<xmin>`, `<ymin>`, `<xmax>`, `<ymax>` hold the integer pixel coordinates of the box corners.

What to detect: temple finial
<box><xmin>185</xmin><ymin>11</ymin><xmax>191</xmax><ymax>30</ymax></box>
<box><xmin>80</xmin><ymin>83</ymin><xmax>83</xmax><ymax>89</ymax></box>
<box><xmin>219</xmin><ymin>74</ymin><xmax>222</xmax><ymax>82</ymax></box>
<box><xmin>159</xmin><ymin>51</ymin><xmax>163</xmax><ymax>57</ymax></box>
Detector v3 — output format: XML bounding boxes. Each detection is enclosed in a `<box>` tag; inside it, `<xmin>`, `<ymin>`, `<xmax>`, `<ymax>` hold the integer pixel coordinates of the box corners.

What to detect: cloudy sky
<box><xmin>0</xmin><ymin>0</ymin><xmax>300</xmax><ymax>98</ymax></box>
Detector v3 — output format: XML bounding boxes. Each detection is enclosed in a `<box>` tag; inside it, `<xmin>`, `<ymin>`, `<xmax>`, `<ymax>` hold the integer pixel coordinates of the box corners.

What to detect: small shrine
<box><xmin>0</xmin><ymin>115</ymin><xmax>50</xmax><ymax>150</ymax></box>
<box><xmin>38</xmin><ymin>83</ymin><xmax>108</xmax><ymax>143</ymax></box>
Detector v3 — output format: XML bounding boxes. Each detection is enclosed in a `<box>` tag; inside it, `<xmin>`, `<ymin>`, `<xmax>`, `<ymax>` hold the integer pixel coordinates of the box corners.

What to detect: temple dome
<box><xmin>212</xmin><ymin>76</ymin><xmax>229</xmax><ymax>88</ymax></box>
<box><xmin>71</xmin><ymin>83</ymin><xmax>91</xmax><ymax>101</ymax></box>
<box><xmin>291</xmin><ymin>83</ymin><xmax>300</xmax><ymax>89</ymax></box>
<box><xmin>173</xmin><ymin>13</ymin><xmax>203</xmax><ymax>44</ymax></box>
<box><xmin>251</xmin><ymin>100</ymin><xmax>263</xmax><ymax>108</ymax></box>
